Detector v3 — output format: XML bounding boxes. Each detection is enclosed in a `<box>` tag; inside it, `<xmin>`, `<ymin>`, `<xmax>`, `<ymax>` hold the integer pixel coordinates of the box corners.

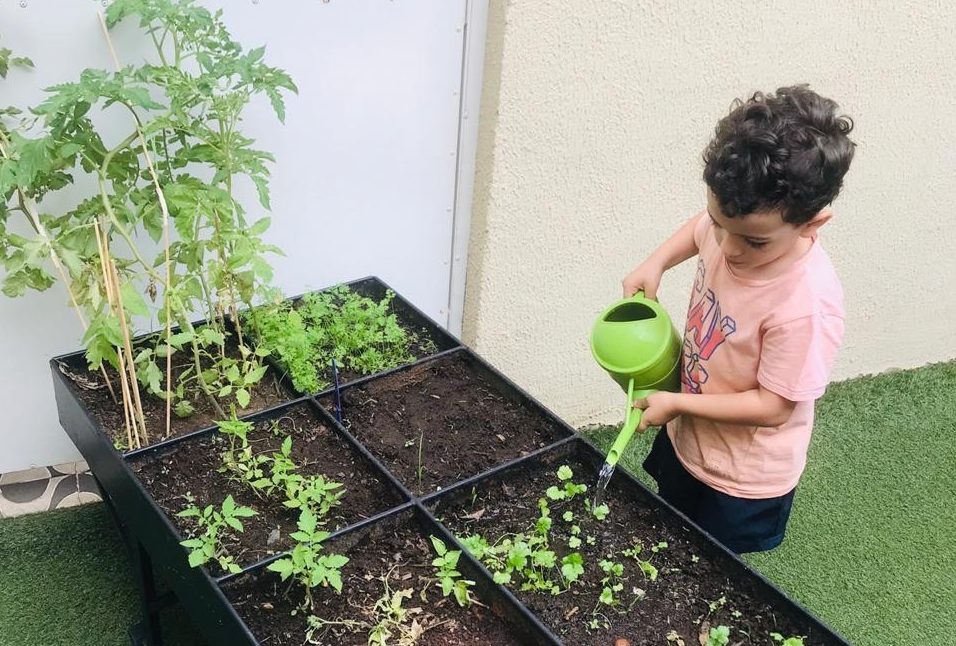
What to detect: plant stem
<box><xmin>0</xmin><ymin>135</ymin><xmax>119</xmax><ymax>402</ymax></box>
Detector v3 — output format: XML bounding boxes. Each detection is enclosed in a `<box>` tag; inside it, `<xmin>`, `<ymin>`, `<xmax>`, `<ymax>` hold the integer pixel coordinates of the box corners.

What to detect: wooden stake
<box><xmin>93</xmin><ymin>220</ymin><xmax>135</xmax><ymax>449</ymax></box>
<box><xmin>99</xmin><ymin>8</ymin><xmax>173</xmax><ymax>438</ymax></box>
<box><xmin>108</xmin><ymin>253</ymin><xmax>149</xmax><ymax>448</ymax></box>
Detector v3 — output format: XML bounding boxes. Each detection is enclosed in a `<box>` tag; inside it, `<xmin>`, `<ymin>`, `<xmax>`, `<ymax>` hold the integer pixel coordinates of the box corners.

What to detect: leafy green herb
<box><xmin>267</xmin><ymin>508</ymin><xmax>348</xmax><ymax>611</ymax></box>
<box><xmin>248</xmin><ymin>286</ymin><xmax>427</xmax><ymax>393</ymax></box>
<box><xmin>597</xmin><ymin>558</ymin><xmax>625</xmax><ymax>606</ymax></box>
<box><xmin>771</xmin><ymin>633</ymin><xmax>806</xmax><ymax>646</ymax></box>
<box><xmin>705</xmin><ymin>625</ymin><xmax>731</xmax><ymax>646</ymax></box>
<box><xmin>591</xmin><ymin>503</ymin><xmax>610</xmax><ymax>520</ymax></box>
<box><xmin>178</xmin><ymin>494</ymin><xmax>256</xmax><ymax>573</ymax></box>
<box><xmin>429</xmin><ymin>536</ymin><xmax>475</xmax><ymax>607</ymax></box>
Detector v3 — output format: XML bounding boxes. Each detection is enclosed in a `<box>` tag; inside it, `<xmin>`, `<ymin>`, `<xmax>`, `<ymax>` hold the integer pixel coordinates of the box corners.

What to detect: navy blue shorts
<box><xmin>642</xmin><ymin>428</ymin><xmax>795</xmax><ymax>554</ymax></box>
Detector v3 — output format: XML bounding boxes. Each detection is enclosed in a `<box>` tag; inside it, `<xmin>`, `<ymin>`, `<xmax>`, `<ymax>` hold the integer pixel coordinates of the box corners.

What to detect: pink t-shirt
<box><xmin>668</xmin><ymin>212</ymin><xmax>845</xmax><ymax>498</ymax></box>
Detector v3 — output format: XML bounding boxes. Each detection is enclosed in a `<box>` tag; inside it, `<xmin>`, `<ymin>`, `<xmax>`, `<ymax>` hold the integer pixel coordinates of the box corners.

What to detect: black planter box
<box><xmin>50</xmin><ymin>277</ymin><xmax>851</xmax><ymax>645</ymax></box>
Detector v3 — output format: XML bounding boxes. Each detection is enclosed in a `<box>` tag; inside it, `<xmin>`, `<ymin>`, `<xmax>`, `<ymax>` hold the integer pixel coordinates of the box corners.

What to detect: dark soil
<box><xmin>435</xmin><ymin>452</ymin><xmax>839</xmax><ymax>646</ymax></box>
<box><xmin>322</xmin><ymin>353</ymin><xmax>569</xmax><ymax>495</ymax></box>
<box><xmin>57</xmin><ymin>335</ymin><xmax>293</xmax><ymax>449</ymax></box>
<box><xmin>130</xmin><ymin>402</ymin><xmax>403</xmax><ymax>575</ymax></box>
<box><xmin>223</xmin><ymin>514</ymin><xmax>524</xmax><ymax>646</ymax></box>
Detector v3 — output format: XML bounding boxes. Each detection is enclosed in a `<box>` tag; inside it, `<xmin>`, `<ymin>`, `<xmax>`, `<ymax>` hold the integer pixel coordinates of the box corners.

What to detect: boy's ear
<box><xmin>800</xmin><ymin>209</ymin><xmax>833</xmax><ymax>238</ymax></box>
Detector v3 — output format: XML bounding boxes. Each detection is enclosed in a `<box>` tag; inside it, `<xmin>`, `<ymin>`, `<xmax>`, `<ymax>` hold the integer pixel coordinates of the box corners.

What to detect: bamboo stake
<box><xmin>93</xmin><ymin>220</ymin><xmax>135</xmax><ymax>450</ymax></box>
<box><xmin>110</xmin><ymin>257</ymin><xmax>149</xmax><ymax>447</ymax></box>
<box><xmin>99</xmin><ymin>9</ymin><xmax>173</xmax><ymax>438</ymax></box>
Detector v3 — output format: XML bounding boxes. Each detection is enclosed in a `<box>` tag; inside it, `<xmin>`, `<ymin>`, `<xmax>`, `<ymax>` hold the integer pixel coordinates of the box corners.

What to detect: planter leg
<box><xmin>129</xmin><ymin>540</ymin><xmax>165</xmax><ymax>646</ymax></box>
<box><xmin>95</xmin><ymin>478</ymin><xmax>165</xmax><ymax>646</ymax></box>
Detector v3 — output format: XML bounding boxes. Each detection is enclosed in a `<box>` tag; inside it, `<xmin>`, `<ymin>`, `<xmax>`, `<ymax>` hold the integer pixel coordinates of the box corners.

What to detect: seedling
<box><xmin>367</xmin><ymin>584</ymin><xmax>416</xmax><ymax>646</ymax></box>
<box><xmin>597</xmin><ymin>558</ymin><xmax>625</xmax><ymax>606</ymax></box>
<box><xmin>560</xmin><ymin>552</ymin><xmax>584</xmax><ymax>584</ymax></box>
<box><xmin>651</xmin><ymin>540</ymin><xmax>668</xmax><ymax>553</ymax></box>
<box><xmin>770</xmin><ymin>634</ymin><xmax>806</xmax><ymax>646</ymax></box>
<box><xmin>217</xmin><ymin>416</ymin><xmax>254</xmax><ymax>452</ymax></box>
<box><xmin>708</xmin><ymin>595</ymin><xmax>728</xmax><ymax>614</ymax></box>
<box><xmin>267</xmin><ymin>508</ymin><xmax>349</xmax><ymax>611</ymax></box>
<box><xmin>545</xmin><ymin>465</ymin><xmax>588</xmax><ymax>501</ymax></box>
<box><xmin>282</xmin><ymin>473</ymin><xmax>345</xmax><ymax>519</ymax></box>
<box><xmin>429</xmin><ymin>536</ymin><xmax>475</xmax><ymax>607</ymax></box>
<box><xmin>178</xmin><ymin>494</ymin><xmax>256</xmax><ymax>573</ymax></box>
<box><xmin>705</xmin><ymin>625</ymin><xmax>731</xmax><ymax>646</ymax></box>
<box><xmin>666</xmin><ymin>630</ymin><xmax>686</xmax><ymax>645</ymax></box>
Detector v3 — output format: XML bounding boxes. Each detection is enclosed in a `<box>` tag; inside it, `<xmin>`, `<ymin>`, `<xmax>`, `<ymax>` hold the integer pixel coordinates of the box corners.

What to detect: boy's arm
<box><xmin>622</xmin><ymin>212</ymin><xmax>703</xmax><ymax>298</ymax></box>
<box><xmin>635</xmin><ymin>387</ymin><xmax>796</xmax><ymax>431</ymax></box>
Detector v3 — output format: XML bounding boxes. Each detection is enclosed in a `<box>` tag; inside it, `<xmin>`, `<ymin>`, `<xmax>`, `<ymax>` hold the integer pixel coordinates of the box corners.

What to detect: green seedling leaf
<box><xmin>638</xmin><ymin>560</ymin><xmax>658</xmax><ymax>581</ymax></box>
<box><xmin>187</xmin><ymin>550</ymin><xmax>207</xmax><ymax>568</ymax></box>
<box><xmin>561</xmin><ymin>553</ymin><xmax>584</xmax><ymax>583</ymax></box>
<box><xmin>706</xmin><ymin>625</ymin><xmax>730</xmax><ymax>646</ymax></box>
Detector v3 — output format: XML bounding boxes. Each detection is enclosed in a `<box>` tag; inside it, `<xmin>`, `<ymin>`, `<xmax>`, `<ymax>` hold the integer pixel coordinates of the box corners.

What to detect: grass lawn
<box><xmin>584</xmin><ymin>361</ymin><xmax>956</xmax><ymax>646</ymax></box>
<box><xmin>0</xmin><ymin>362</ymin><xmax>952</xmax><ymax>645</ymax></box>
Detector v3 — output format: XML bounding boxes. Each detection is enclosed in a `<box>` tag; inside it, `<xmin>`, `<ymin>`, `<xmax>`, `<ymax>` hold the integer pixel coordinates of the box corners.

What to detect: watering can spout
<box><xmin>604</xmin><ymin>379</ymin><xmax>650</xmax><ymax>467</ymax></box>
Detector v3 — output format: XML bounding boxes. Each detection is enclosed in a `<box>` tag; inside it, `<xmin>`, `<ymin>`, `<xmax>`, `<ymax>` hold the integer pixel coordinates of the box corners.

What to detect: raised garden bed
<box><xmin>51</xmin><ymin>279</ymin><xmax>850</xmax><ymax>646</ymax></box>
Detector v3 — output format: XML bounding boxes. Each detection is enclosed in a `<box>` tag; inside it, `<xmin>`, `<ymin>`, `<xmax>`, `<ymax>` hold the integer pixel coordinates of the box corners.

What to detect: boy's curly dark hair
<box><xmin>703</xmin><ymin>85</ymin><xmax>856</xmax><ymax>225</ymax></box>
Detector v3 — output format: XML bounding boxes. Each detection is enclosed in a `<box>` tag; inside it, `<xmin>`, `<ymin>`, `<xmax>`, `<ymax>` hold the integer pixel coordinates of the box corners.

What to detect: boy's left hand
<box><xmin>632</xmin><ymin>392</ymin><xmax>682</xmax><ymax>431</ymax></box>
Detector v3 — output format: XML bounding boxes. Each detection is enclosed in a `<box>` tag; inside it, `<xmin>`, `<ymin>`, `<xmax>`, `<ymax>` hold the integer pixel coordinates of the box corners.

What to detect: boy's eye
<box><xmin>745</xmin><ymin>239</ymin><xmax>768</xmax><ymax>249</ymax></box>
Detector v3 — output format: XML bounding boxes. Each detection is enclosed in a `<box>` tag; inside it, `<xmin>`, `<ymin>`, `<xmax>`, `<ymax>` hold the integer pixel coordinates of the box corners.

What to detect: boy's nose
<box><xmin>719</xmin><ymin>236</ymin><xmax>743</xmax><ymax>258</ymax></box>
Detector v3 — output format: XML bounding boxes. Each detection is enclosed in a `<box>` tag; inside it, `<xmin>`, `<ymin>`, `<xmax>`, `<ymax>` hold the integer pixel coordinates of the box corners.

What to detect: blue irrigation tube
<box><xmin>331</xmin><ymin>358</ymin><xmax>343</xmax><ymax>424</ymax></box>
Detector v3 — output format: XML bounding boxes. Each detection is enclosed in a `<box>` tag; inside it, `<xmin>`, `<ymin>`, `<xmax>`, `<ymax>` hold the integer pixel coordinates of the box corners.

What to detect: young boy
<box><xmin>622</xmin><ymin>85</ymin><xmax>856</xmax><ymax>553</ymax></box>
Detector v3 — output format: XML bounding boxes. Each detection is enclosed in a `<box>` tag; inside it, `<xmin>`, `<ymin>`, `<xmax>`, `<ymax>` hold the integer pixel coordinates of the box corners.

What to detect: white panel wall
<box><xmin>0</xmin><ymin>0</ymin><xmax>470</xmax><ymax>472</ymax></box>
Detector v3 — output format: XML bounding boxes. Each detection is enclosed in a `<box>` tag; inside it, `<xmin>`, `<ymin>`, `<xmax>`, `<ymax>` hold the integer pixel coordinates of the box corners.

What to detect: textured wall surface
<box><xmin>464</xmin><ymin>0</ymin><xmax>956</xmax><ymax>426</ymax></box>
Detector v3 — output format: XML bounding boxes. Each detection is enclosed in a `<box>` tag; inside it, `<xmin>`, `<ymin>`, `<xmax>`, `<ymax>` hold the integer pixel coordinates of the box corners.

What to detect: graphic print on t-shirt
<box><xmin>683</xmin><ymin>259</ymin><xmax>737</xmax><ymax>393</ymax></box>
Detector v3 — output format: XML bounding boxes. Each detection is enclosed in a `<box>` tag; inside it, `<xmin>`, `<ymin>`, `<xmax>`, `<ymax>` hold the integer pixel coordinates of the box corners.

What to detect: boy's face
<box><xmin>705</xmin><ymin>190</ymin><xmax>830</xmax><ymax>275</ymax></box>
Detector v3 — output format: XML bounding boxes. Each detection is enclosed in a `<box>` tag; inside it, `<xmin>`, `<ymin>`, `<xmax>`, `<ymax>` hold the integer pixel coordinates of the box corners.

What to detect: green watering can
<box><xmin>590</xmin><ymin>291</ymin><xmax>682</xmax><ymax>467</ymax></box>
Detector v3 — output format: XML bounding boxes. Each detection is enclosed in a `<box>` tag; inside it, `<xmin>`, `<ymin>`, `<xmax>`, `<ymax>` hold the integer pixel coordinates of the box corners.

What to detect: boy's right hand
<box><xmin>622</xmin><ymin>259</ymin><xmax>664</xmax><ymax>299</ymax></box>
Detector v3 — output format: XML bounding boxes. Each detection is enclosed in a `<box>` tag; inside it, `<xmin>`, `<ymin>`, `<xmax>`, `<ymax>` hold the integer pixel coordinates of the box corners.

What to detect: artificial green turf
<box><xmin>583</xmin><ymin>361</ymin><xmax>956</xmax><ymax>646</ymax></box>
<box><xmin>0</xmin><ymin>503</ymin><xmax>205</xmax><ymax>646</ymax></box>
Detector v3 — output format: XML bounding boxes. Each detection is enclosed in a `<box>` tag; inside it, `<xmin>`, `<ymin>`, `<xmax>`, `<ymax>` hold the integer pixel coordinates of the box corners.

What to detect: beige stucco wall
<box><xmin>463</xmin><ymin>1</ymin><xmax>956</xmax><ymax>426</ymax></box>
